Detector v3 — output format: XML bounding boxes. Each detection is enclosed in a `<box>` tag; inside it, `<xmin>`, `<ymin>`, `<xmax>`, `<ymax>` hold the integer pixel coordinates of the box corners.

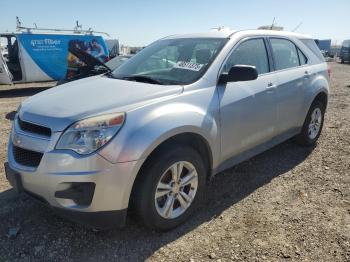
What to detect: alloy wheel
<box><xmin>154</xmin><ymin>161</ymin><xmax>198</xmax><ymax>219</ymax></box>
<box><xmin>308</xmin><ymin>107</ymin><xmax>322</xmax><ymax>140</ymax></box>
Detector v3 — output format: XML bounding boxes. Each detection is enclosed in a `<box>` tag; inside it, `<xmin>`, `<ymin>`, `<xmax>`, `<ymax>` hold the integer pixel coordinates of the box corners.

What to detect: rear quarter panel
<box><xmin>298</xmin><ymin>62</ymin><xmax>329</xmax><ymax>126</ymax></box>
<box><xmin>293</xmin><ymin>37</ymin><xmax>330</xmax><ymax>126</ymax></box>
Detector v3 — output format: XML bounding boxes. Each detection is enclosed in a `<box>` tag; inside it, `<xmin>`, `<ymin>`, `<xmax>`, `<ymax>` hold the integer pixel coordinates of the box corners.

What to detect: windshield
<box><xmin>111</xmin><ymin>38</ymin><xmax>228</xmax><ymax>85</ymax></box>
<box><xmin>106</xmin><ymin>56</ymin><xmax>130</xmax><ymax>70</ymax></box>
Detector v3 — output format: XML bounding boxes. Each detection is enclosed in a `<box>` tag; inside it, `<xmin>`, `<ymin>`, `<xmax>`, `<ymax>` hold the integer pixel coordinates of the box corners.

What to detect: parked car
<box><xmin>105</xmin><ymin>55</ymin><xmax>132</xmax><ymax>69</ymax></box>
<box><xmin>5</xmin><ymin>29</ymin><xmax>330</xmax><ymax>230</ymax></box>
<box><xmin>340</xmin><ymin>39</ymin><xmax>350</xmax><ymax>63</ymax></box>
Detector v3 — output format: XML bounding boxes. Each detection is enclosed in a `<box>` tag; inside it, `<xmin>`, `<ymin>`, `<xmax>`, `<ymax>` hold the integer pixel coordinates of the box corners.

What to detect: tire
<box><xmin>132</xmin><ymin>144</ymin><xmax>207</xmax><ymax>231</ymax></box>
<box><xmin>296</xmin><ymin>100</ymin><xmax>325</xmax><ymax>146</ymax></box>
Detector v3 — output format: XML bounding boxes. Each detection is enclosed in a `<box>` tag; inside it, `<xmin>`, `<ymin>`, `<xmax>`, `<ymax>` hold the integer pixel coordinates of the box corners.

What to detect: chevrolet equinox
<box><xmin>5</xmin><ymin>29</ymin><xmax>330</xmax><ymax>230</ymax></box>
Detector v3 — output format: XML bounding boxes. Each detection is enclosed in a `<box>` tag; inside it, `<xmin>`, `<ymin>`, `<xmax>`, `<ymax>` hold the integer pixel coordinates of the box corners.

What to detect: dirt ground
<box><xmin>0</xmin><ymin>62</ymin><xmax>349</xmax><ymax>261</ymax></box>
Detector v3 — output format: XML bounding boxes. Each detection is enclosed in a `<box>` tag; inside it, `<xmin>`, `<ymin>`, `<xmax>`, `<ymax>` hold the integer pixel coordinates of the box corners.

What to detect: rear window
<box><xmin>297</xmin><ymin>48</ymin><xmax>308</xmax><ymax>65</ymax></box>
<box><xmin>300</xmin><ymin>39</ymin><xmax>325</xmax><ymax>62</ymax></box>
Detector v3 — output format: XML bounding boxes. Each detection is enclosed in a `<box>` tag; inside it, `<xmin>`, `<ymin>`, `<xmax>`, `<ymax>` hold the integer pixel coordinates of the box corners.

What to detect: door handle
<box><xmin>304</xmin><ymin>71</ymin><xmax>310</xmax><ymax>78</ymax></box>
<box><xmin>266</xmin><ymin>82</ymin><xmax>276</xmax><ymax>89</ymax></box>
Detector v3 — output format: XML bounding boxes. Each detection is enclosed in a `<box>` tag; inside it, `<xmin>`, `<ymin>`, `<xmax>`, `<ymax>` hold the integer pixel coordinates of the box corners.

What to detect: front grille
<box><xmin>13</xmin><ymin>146</ymin><xmax>43</xmax><ymax>168</ymax></box>
<box><xmin>18</xmin><ymin>118</ymin><xmax>51</xmax><ymax>137</ymax></box>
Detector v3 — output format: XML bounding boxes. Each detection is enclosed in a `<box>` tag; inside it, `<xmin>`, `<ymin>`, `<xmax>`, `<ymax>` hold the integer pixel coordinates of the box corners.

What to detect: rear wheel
<box><xmin>296</xmin><ymin>100</ymin><xmax>325</xmax><ymax>146</ymax></box>
<box><xmin>132</xmin><ymin>145</ymin><xmax>206</xmax><ymax>231</ymax></box>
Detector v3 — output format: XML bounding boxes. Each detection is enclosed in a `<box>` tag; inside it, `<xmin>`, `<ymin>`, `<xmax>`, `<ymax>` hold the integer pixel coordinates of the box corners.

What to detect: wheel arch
<box><xmin>298</xmin><ymin>88</ymin><xmax>328</xmax><ymax>130</ymax></box>
<box><xmin>128</xmin><ymin>131</ymin><xmax>213</xmax><ymax>208</ymax></box>
<box><xmin>313</xmin><ymin>91</ymin><xmax>328</xmax><ymax>110</ymax></box>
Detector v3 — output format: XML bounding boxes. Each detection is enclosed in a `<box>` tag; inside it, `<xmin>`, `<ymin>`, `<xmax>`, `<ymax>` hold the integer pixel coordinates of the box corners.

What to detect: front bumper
<box><xmin>5</xmin><ymin>162</ymin><xmax>127</xmax><ymax>229</ymax></box>
<box><xmin>6</xmin><ymin>134</ymin><xmax>143</xmax><ymax>228</ymax></box>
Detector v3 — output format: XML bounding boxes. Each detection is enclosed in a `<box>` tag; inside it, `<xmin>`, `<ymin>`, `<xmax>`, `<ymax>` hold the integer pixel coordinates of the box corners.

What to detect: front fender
<box><xmin>99</xmin><ymin>101</ymin><xmax>220</xmax><ymax>166</ymax></box>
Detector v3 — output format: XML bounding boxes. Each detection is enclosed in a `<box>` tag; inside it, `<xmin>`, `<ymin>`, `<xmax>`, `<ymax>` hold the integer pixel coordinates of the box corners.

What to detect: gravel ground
<box><xmin>0</xmin><ymin>62</ymin><xmax>349</xmax><ymax>261</ymax></box>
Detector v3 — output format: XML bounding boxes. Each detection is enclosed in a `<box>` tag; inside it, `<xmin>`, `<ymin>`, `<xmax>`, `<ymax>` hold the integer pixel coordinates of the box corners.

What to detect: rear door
<box><xmin>268</xmin><ymin>37</ymin><xmax>307</xmax><ymax>133</ymax></box>
<box><xmin>0</xmin><ymin>50</ymin><xmax>12</xmax><ymax>84</ymax></box>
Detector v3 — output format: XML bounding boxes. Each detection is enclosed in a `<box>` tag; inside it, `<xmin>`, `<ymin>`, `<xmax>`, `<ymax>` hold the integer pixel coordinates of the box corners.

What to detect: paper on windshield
<box><xmin>174</xmin><ymin>61</ymin><xmax>204</xmax><ymax>71</ymax></box>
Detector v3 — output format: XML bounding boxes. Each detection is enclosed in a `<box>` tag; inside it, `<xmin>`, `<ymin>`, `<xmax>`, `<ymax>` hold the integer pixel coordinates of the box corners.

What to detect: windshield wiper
<box><xmin>105</xmin><ymin>71</ymin><xmax>116</xmax><ymax>78</ymax></box>
<box><xmin>122</xmin><ymin>75</ymin><xmax>164</xmax><ymax>85</ymax></box>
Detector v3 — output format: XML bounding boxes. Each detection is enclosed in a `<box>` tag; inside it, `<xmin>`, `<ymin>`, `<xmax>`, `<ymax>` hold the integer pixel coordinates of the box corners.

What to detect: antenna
<box><xmin>270</xmin><ymin>17</ymin><xmax>276</xmax><ymax>30</ymax></box>
<box><xmin>210</xmin><ymin>26</ymin><xmax>230</xmax><ymax>31</ymax></box>
<box><xmin>292</xmin><ymin>22</ymin><xmax>303</xmax><ymax>32</ymax></box>
<box><xmin>16</xmin><ymin>16</ymin><xmax>22</xmax><ymax>30</ymax></box>
<box><xmin>74</xmin><ymin>20</ymin><xmax>83</xmax><ymax>33</ymax></box>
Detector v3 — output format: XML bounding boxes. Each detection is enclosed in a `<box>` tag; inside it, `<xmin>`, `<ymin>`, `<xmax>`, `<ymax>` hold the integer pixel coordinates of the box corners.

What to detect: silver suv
<box><xmin>5</xmin><ymin>29</ymin><xmax>330</xmax><ymax>230</ymax></box>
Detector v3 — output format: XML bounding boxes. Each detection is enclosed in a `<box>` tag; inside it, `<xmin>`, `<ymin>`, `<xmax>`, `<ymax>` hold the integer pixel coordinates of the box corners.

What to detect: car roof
<box><xmin>163</xmin><ymin>29</ymin><xmax>312</xmax><ymax>40</ymax></box>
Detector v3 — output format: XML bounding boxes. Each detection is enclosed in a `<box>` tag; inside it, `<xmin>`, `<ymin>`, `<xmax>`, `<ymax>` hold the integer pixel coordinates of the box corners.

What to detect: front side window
<box><xmin>112</xmin><ymin>38</ymin><xmax>228</xmax><ymax>85</ymax></box>
<box><xmin>223</xmin><ymin>38</ymin><xmax>269</xmax><ymax>75</ymax></box>
<box><xmin>270</xmin><ymin>38</ymin><xmax>300</xmax><ymax>70</ymax></box>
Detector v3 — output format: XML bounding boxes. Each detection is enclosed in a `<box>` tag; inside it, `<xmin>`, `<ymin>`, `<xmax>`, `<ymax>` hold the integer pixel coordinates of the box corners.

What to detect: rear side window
<box><xmin>270</xmin><ymin>38</ymin><xmax>300</xmax><ymax>70</ymax></box>
<box><xmin>224</xmin><ymin>38</ymin><xmax>269</xmax><ymax>75</ymax></box>
<box><xmin>300</xmin><ymin>39</ymin><xmax>325</xmax><ymax>62</ymax></box>
<box><xmin>297</xmin><ymin>48</ymin><xmax>308</xmax><ymax>65</ymax></box>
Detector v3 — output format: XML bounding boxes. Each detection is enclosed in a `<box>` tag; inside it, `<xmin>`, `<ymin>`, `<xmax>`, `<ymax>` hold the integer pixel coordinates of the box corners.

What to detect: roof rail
<box><xmin>15</xmin><ymin>17</ymin><xmax>111</xmax><ymax>37</ymax></box>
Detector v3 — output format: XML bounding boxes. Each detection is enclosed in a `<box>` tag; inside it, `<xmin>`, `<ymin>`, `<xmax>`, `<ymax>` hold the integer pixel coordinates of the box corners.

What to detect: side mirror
<box><xmin>219</xmin><ymin>65</ymin><xmax>258</xmax><ymax>83</ymax></box>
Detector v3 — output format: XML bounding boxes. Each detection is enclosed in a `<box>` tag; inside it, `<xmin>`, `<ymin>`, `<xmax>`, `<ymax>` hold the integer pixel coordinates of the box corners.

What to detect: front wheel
<box><xmin>132</xmin><ymin>145</ymin><xmax>206</xmax><ymax>231</ymax></box>
<box><xmin>296</xmin><ymin>100</ymin><xmax>325</xmax><ymax>146</ymax></box>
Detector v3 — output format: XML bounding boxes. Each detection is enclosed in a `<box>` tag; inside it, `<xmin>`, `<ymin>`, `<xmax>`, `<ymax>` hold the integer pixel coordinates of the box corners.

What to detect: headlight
<box><xmin>56</xmin><ymin>112</ymin><xmax>125</xmax><ymax>155</ymax></box>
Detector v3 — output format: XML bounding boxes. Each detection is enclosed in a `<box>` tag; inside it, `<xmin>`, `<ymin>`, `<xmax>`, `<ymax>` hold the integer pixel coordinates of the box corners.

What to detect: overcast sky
<box><xmin>0</xmin><ymin>0</ymin><xmax>348</xmax><ymax>46</ymax></box>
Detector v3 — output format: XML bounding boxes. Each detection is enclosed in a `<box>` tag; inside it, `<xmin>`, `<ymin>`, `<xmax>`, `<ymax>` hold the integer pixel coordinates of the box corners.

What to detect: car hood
<box><xmin>20</xmin><ymin>76</ymin><xmax>183</xmax><ymax>131</ymax></box>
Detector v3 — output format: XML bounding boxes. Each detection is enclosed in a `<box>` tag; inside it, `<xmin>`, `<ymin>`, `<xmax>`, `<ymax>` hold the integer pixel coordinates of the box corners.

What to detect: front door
<box><xmin>218</xmin><ymin>38</ymin><xmax>278</xmax><ymax>162</ymax></box>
